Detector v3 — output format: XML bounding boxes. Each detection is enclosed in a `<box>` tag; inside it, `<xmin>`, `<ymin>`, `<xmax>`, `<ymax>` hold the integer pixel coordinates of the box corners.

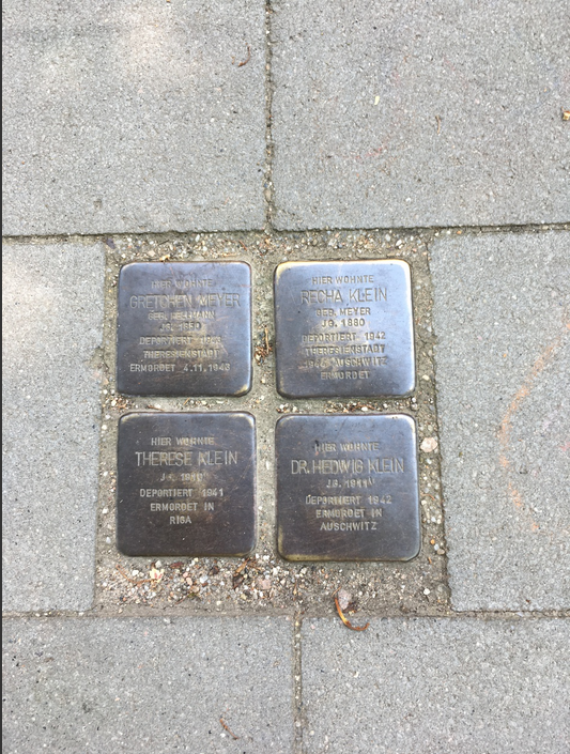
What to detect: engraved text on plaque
<box><xmin>274</xmin><ymin>260</ymin><xmax>415</xmax><ymax>398</ymax></box>
<box><xmin>117</xmin><ymin>262</ymin><xmax>252</xmax><ymax>396</ymax></box>
<box><xmin>276</xmin><ymin>414</ymin><xmax>420</xmax><ymax>561</ymax></box>
<box><xmin>118</xmin><ymin>412</ymin><xmax>256</xmax><ymax>557</ymax></box>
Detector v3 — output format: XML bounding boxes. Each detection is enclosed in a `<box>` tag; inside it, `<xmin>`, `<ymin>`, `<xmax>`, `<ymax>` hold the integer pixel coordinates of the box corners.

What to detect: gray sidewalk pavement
<box><xmin>2</xmin><ymin>244</ymin><xmax>105</xmax><ymax>612</ymax></box>
<box><xmin>2</xmin><ymin>0</ymin><xmax>266</xmax><ymax>235</ymax></box>
<box><xmin>431</xmin><ymin>231</ymin><xmax>570</xmax><ymax>611</ymax></box>
<box><xmin>2</xmin><ymin>1</ymin><xmax>569</xmax><ymax>753</ymax></box>
<box><xmin>3</xmin><ymin>617</ymin><xmax>294</xmax><ymax>753</ymax></box>
<box><xmin>271</xmin><ymin>0</ymin><xmax>570</xmax><ymax>229</ymax></box>
<box><xmin>302</xmin><ymin>618</ymin><xmax>570</xmax><ymax>754</ymax></box>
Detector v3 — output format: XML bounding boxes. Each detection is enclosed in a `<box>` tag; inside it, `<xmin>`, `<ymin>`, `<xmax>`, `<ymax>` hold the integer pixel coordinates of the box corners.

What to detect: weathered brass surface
<box><xmin>276</xmin><ymin>414</ymin><xmax>420</xmax><ymax>561</ymax></box>
<box><xmin>117</xmin><ymin>412</ymin><xmax>256</xmax><ymax>557</ymax></box>
<box><xmin>274</xmin><ymin>260</ymin><xmax>415</xmax><ymax>398</ymax></box>
<box><xmin>117</xmin><ymin>262</ymin><xmax>252</xmax><ymax>396</ymax></box>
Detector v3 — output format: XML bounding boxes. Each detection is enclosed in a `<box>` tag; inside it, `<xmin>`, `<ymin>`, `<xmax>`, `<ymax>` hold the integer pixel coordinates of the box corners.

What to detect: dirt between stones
<box><xmin>94</xmin><ymin>229</ymin><xmax>449</xmax><ymax>619</ymax></box>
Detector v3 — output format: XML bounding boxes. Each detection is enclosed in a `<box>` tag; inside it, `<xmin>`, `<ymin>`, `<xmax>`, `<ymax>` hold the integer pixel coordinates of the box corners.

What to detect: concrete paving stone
<box><xmin>271</xmin><ymin>0</ymin><xmax>570</xmax><ymax>230</ymax></box>
<box><xmin>431</xmin><ymin>231</ymin><xmax>570</xmax><ymax>611</ymax></box>
<box><xmin>2</xmin><ymin>244</ymin><xmax>104</xmax><ymax>612</ymax></box>
<box><xmin>2</xmin><ymin>617</ymin><xmax>294</xmax><ymax>754</ymax></box>
<box><xmin>2</xmin><ymin>0</ymin><xmax>266</xmax><ymax>236</ymax></box>
<box><xmin>302</xmin><ymin>617</ymin><xmax>570</xmax><ymax>754</ymax></box>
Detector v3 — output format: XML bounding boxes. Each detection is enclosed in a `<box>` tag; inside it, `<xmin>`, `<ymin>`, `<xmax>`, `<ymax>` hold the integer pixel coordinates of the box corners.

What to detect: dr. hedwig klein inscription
<box><xmin>274</xmin><ymin>260</ymin><xmax>415</xmax><ymax>398</ymax></box>
<box><xmin>117</xmin><ymin>413</ymin><xmax>256</xmax><ymax>557</ymax></box>
<box><xmin>117</xmin><ymin>261</ymin><xmax>252</xmax><ymax>396</ymax></box>
<box><xmin>276</xmin><ymin>414</ymin><xmax>420</xmax><ymax>561</ymax></box>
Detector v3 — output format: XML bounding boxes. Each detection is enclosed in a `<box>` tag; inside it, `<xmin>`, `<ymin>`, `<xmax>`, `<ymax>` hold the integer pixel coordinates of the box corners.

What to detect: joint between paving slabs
<box><xmin>263</xmin><ymin>0</ymin><xmax>276</xmax><ymax>231</ymax></box>
<box><xmin>1</xmin><ymin>221</ymin><xmax>569</xmax><ymax>247</ymax></box>
<box><xmin>292</xmin><ymin>613</ymin><xmax>308</xmax><ymax>754</ymax></box>
<box><xmin>3</xmin><ymin>608</ymin><xmax>569</xmax><ymax>622</ymax></box>
<box><xmin>422</xmin><ymin>238</ymin><xmax>452</xmax><ymax>603</ymax></box>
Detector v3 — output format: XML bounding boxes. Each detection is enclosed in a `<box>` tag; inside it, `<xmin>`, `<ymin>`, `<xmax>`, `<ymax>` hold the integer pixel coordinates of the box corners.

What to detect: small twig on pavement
<box><xmin>334</xmin><ymin>594</ymin><xmax>370</xmax><ymax>632</ymax></box>
<box><xmin>220</xmin><ymin>719</ymin><xmax>240</xmax><ymax>740</ymax></box>
<box><xmin>237</xmin><ymin>45</ymin><xmax>251</xmax><ymax>68</ymax></box>
<box><xmin>115</xmin><ymin>565</ymin><xmax>152</xmax><ymax>587</ymax></box>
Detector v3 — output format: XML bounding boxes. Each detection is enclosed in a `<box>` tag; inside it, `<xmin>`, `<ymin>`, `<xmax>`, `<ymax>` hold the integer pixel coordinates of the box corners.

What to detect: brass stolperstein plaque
<box><xmin>117</xmin><ymin>413</ymin><xmax>256</xmax><ymax>557</ymax></box>
<box><xmin>274</xmin><ymin>260</ymin><xmax>415</xmax><ymax>398</ymax></box>
<box><xmin>276</xmin><ymin>414</ymin><xmax>420</xmax><ymax>561</ymax></box>
<box><xmin>117</xmin><ymin>261</ymin><xmax>252</xmax><ymax>396</ymax></box>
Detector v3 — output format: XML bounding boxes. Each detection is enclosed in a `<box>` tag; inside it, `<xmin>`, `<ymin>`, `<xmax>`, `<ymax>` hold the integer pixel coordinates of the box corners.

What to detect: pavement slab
<box><xmin>2</xmin><ymin>243</ymin><xmax>104</xmax><ymax>612</ymax></box>
<box><xmin>431</xmin><ymin>231</ymin><xmax>570</xmax><ymax>611</ymax></box>
<box><xmin>2</xmin><ymin>617</ymin><xmax>294</xmax><ymax>754</ymax></box>
<box><xmin>302</xmin><ymin>617</ymin><xmax>570</xmax><ymax>754</ymax></box>
<box><xmin>271</xmin><ymin>0</ymin><xmax>570</xmax><ymax>229</ymax></box>
<box><xmin>2</xmin><ymin>0</ymin><xmax>266</xmax><ymax>236</ymax></box>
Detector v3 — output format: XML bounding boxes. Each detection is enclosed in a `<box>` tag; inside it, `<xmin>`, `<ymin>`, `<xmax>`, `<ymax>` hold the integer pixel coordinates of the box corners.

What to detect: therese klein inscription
<box><xmin>274</xmin><ymin>260</ymin><xmax>415</xmax><ymax>398</ymax></box>
<box><xmin>276</xmin><ymin>414</ymin><xmax>420</xmax><ymax>561</ymax></box>
<box><xmin>117</xmin><ymin>413</ymin><xmax>256</xmax><ymax>557</ymax></box>
<box><xmin>117</xmin><ymin>262</ymin><xmax>252</xmax><ymax>396</ymax></box>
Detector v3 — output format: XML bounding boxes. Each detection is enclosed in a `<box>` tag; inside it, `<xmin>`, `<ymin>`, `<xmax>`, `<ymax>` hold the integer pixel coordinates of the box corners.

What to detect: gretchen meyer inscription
<box><xmin>274</xmin><ymin>260</ymin><xmax>415</xmax><ymax>398</ymax></box>
<box><xmin>276</xmin><ymin>414</ymin><xmax>420</xmax><ymax>561</ymax></box>
<box><xmin>117</xmin><ymin>262</ymin><xmax>252</xmax><ymax>396</ymax></box>
<box><xmin>117</xmin><ymin>413</ymin><xmax>256</xmax><ymax>557</ymax></box>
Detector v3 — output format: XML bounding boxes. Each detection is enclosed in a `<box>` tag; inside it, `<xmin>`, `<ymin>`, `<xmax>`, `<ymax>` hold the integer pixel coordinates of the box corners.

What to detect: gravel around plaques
<box><xmin>95</xmin><ymin>230</ymin><xmax>448</xmax><ymax>618</ymax></box>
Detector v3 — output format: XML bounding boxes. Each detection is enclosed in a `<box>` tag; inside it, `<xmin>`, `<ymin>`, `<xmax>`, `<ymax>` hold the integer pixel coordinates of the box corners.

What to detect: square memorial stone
<box><xmin>117</xmin><ymin>262</ymin><xmax>252</xmax><ymax>396</ymax></box>
<box><xmin>276</xmin><ymin>414</ymin><xmax>420</xmax><ymax>561</ymax></box>
<box><xmin>117</xmin><ymin>412</ymin><xmax>256</xmax><ymax>557</ymax></box>
<box><xmin>274</xmin><ymin>260</ymin><xmax>415</xmax><ymax>398</ymax></box>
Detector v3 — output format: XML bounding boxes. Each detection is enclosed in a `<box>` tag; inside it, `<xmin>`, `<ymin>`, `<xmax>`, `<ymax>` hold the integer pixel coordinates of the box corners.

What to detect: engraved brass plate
<box><xmin>117</xmin><ymin>262</ymin><xmax>252</xmax><ymax>396</ymax></box>
<box><xmin>274</xmin><ymin>260</ymin><xmax>415</xmax><ymax>398</ymax></box>
<box><xmin>276</xmin><ymin>414</ymin><xmax>420</xmax><ymax>561</ymax></box>
<box><xmin>117</xmin><ymin>412</ymin><xmax>256</xmax><ymax>557</ymax></box>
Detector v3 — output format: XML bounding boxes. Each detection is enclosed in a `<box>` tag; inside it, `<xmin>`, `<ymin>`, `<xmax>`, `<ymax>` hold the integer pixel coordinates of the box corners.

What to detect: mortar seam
<box><xmin>292</xmin><ymin>613</ymin><xmax>307</xmax><ymax>754</ymax></box>
<box><xmin>424</xmin><ymin>237</ymin><xmax>452</xmax><ymax>604</ymax></box>
<box><xmin>2</xmin><ymin>222</ymin><xmax>570</xmax><ymax>246</ymax></box>
<box><xmin>263</xmin><ymin>0</ymin><xmax>276</xmax><ymax>231</ymax></box>
<box><xmin>3</xmin><ymin>610</ymin><xmax>569</xmax><ymax>619</ymax></box>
